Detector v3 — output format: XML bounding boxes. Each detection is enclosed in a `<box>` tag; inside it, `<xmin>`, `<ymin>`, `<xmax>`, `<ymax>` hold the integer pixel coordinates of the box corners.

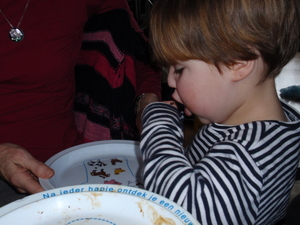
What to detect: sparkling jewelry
<box><xmin>0</xmin><ymin>0</ymin><xmax>30</xmax><ymax>42</ymax></box>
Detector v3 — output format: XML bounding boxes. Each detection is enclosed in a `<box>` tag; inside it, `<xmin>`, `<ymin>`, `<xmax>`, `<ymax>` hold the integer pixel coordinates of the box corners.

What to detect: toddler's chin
<box><xmin>184</xmin><ymin>107</ymin><xmax>193</xmax><ymax>116</ymax></box>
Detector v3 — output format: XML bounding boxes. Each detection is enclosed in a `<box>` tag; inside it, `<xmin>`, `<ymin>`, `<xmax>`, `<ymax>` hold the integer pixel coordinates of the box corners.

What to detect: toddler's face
<box><xmin>167</xmin><ymin>60</ymin><xmax>236</xmax><ymax>124</ymax></box>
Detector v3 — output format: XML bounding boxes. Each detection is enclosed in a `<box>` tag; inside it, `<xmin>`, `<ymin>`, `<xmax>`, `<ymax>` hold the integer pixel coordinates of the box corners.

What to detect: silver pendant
<box><xmin>9</xmin><ymin>28</ymin><xmax>24</xmax><ymax>42</ymax></box>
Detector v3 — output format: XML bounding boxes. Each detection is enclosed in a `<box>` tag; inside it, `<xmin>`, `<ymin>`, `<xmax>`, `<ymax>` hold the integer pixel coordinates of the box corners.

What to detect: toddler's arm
<box><xmin>140</xmin><ymin>102</ymin><xmax>262</xmax><ymax>224</ymax></box>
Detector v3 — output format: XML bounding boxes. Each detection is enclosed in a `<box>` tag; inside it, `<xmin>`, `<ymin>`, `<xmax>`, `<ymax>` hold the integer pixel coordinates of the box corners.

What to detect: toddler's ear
<box><xmin>229</xmin><ymin>60</ymin><xmax>254</xmax><ymax>82</ymax></box>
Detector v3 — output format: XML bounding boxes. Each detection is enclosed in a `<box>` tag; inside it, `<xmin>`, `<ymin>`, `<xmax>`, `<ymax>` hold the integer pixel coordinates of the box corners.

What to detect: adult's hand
<box><xmin>135</xmin><ymin>93</ymin><xmax>159</xmax><ymax>133</ymax></box>
<box><xmin>0</xmin><ymin>143</ymin><xmax>54</xmax><ymax>194</ymax></box>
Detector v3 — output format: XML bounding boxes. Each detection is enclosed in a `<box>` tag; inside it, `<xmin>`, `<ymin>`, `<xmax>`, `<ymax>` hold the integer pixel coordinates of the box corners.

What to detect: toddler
<box><xmin>140</xmin><ymin>0</ymin><xmax>300</xmax><ymax>224</ymax></box>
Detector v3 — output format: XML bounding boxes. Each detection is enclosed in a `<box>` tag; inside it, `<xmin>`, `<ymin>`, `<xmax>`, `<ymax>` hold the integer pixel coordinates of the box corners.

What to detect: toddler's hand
<box><xmin>163</xmin><ymin>101</ymin><xmax>178</xmax><ymax>109</ymax></box>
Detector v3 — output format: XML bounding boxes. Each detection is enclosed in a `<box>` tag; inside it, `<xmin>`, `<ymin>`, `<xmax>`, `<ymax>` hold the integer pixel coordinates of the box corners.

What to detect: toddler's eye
<box><xmin>174</xmin><ymin>67</ymin><xmax>184</xmax><ymax>74</ymax></box>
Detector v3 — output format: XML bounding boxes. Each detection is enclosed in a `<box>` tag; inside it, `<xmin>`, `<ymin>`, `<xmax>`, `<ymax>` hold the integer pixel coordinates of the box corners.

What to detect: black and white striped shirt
<box><xmin>141</xmin><ymin>101</ymin><xmax>300</xmax><ymax>225</ymax></box>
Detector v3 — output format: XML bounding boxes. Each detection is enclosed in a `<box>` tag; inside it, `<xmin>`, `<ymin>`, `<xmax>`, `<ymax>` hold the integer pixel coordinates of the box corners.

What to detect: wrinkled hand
<box><xmin>0</xmin><ymin>143</ymin><xmax>54</xmax><ymax>194</ymax></box>
<box><xmin>135</xmin><ymin>93</ymin><xmax>159</xmax><ymax>133</ymax></box>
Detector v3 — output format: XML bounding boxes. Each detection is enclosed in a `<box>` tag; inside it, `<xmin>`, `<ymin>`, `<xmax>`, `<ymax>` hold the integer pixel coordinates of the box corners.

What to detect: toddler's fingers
<box><xmin>163</xmin><ymin>101</ymin><xmax>178</xmax><ymax>108</ymax></box>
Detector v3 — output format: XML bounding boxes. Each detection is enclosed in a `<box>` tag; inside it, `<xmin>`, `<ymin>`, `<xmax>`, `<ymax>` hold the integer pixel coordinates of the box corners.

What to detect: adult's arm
<box><xmin>90</xmin><ymin>0</ymin><xmax>162</xmax><ymax>95</ymax></box>
<box><xmin>0</xmin><ymin>143</ymin><xmax>54</xmax><ymax>194</ymax></box>
<box><xmin>87</xmin><ymin>0</ymin><xmax>162</xmax><ymax>130</ymax></box>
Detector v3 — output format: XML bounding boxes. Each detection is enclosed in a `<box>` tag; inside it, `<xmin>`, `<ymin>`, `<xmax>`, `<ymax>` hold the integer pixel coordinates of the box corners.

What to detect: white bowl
<box><xmin>40</xmin><ymin>140</ymin><xmax>143</xmax><ymax>190</ymax></box>
<box><xmin>0</xmin><ymin>184</ymin><xmax>200</xmax><ymax>225</ymax></box>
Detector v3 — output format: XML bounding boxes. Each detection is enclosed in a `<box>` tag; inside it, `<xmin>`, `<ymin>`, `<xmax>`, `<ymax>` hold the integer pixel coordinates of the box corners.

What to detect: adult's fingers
<box><xmin>12</xmin><ymin>168</ymin><xmax>46</xmax><ymax>194</ymax></box>
<box><xmin>0</xmin><ymin>143</ymin><xmax>54</xmax><ymax>194</ymax></box>
<box><xmin>2</xmin><ymin>144</ymin><xmax>54</xmax><ymax>179</ymax></box>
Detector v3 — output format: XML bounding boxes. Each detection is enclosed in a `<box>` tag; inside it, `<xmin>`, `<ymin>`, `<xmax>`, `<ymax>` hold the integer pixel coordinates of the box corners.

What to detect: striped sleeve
<box><xmin>140</xmin><ymin>102</ymin><xmax>263</xmax><ymax>224</ymax></box>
